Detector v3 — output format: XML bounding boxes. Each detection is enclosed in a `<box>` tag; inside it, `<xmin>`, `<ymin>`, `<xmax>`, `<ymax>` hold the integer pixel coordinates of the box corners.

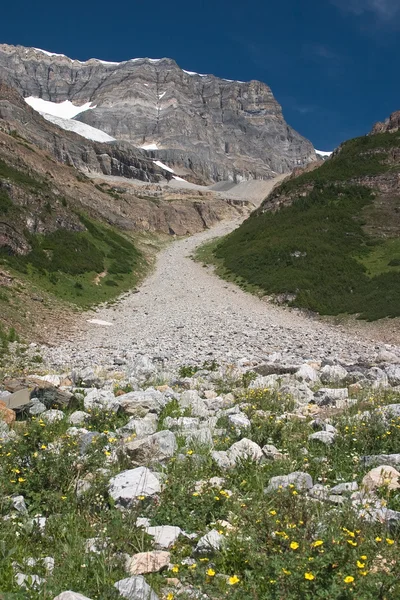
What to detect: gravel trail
<box><xmin>45</xmin><ymin>180</ymin><xmax>399</xmax><ymax>370</ymax></box>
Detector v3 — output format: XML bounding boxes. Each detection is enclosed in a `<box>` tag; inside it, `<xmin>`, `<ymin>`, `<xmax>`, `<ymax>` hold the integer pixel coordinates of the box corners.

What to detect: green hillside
<box><xmin>214</xmin><ymin>130</ymin><xmax>400</xmax><ymax>320</ymax></box>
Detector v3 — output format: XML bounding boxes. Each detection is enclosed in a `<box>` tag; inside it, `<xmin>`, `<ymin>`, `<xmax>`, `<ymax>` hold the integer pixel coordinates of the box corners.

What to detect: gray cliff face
<box><xmin>0</xmin><ymin>44</ymin><xmax>317</xmax><ymax>183</ymax></box>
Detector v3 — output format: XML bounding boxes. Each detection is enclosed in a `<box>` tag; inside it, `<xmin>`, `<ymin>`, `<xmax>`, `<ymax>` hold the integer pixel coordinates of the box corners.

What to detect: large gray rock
<box><xmin>118</xmin><ymin>414</ymin><xmax>158</xmax><ymax>438</ymax></box>
<box><xmin>265</xmin><ymin>471</ymin><xmax>313</xmax><ymax>493</ymax></box>
<box><xmin>313</xmin><ymin>388</ymin><xmax>348</xmax><ymax>407</ymax></box>
<box><xmin>195</xmin><ymin>529</ymin><xmax>225</xmax><ymax>554</ymax></box>
<box><xmin>145</xmin><ymin>525</ymin><xmax>182</xmax><ymax>548</ymax></box>
<box><xmin>114</xmin><ymin>576</ymin><xmax>159</xmax><ymax>600</ymax></box>
<box><xmin>385</xmin><ymin>365</ymin><xmax>400</xmax><ymax>386</ymax></box>
<box><xmin>0</xmin><ymin>45</ymin><xmax>316</xmax><ymax>184</ymax></box>
<box><xmin>178</xmin><ymin>391</ymin><xmax>209</xmax><ymax>417</ymax></box>
<box><xmin>362</xmin><ymin>454</ymin><xmax>400</xmax><ymax>468</ymax></box>
<box><xmin>83</xmin><ymin>389</ymin><xmax>120</xmax><ymax>413</ymax></box>
<box><xmin>118</xmin><ymin>390</ymin><xmax>166</xmax><ymax>416</ymax></box>
<box><xmin>108</xmin><ymin>467</ymin><xmax>161</xmax><ymax>506</ymax></box>
<box><xmin>320</xmin><ymin>365</ymin><xmax>348</xmax><ymax>384</ymax></box>
<box><xmin>122</xmin><ymin>430</ymin><xmax>177</xmax><ymax>465</ymax></box>
<box><xmin>227</xmin><ymin>438</ymin><xmax>263</xmax><ymax>464</ymax></box>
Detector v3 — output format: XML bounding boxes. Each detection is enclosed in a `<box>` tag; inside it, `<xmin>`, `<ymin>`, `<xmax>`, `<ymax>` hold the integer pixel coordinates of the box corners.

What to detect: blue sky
<box><xmin>1</xmin><ymin>0</ymin><xmax>400</xmax><ymax>150</ymax></box>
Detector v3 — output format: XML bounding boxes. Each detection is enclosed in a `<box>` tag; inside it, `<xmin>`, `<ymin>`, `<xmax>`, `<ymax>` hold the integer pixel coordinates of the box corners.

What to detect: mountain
<box><xmin>0</xmin><ymin>81</ymin><xmax>253</xmax><ymax>338</ymax></box>
<box><xmin>0</xmin><ymin>44</ymin><xmax>317</xmax><ymax>184</ymax></box>
<box><xmin>212</xmin><ymin>115</ymin><xmax>400</xmax><ymax>321</ymax></box>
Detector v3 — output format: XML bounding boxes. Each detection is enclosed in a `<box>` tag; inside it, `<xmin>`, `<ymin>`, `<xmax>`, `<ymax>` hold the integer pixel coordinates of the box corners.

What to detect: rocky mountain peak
<box><xmin>371</xmin><ymin>110</ymin><xmax>400</xmax><ymax>134</ymax></box>
<box><xmin>0</xmin><ymin>43</ymin><xmax>316</xmax><ymax>183</ymax></box>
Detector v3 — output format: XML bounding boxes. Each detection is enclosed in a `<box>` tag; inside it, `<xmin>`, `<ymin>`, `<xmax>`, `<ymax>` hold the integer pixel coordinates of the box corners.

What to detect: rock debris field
<box><xmin>44</xmin><ymin>211</ymin><xmax>399</xmax><ymax>372</ymax></box>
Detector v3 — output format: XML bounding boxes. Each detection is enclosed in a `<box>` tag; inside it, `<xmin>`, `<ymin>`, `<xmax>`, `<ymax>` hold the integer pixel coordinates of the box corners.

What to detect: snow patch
<box><xmin>158</xmin><ymin>91</ymin><xmax>166</xmax><ymax>100</ymax></box>
<box><xmin>173</xmin><ymin>175</ymin><xmax>186</xmax><ymax>182</ymax></box>
<box><xmin>37</xmin><ymin>112</ymin><xmax>115</xmax><ymax>143</ymax></box>
<box><xmin>315</xmin><ymin>149</ymin><xmax>333</xmax><ymax>157</ymax></box>
<box><xmin>183</xmin><ymin>69</ymin><xmax>208</xmax><ymax>77</ymax></box>
<box><xmin>87</xmin><ymin>319</ymin><xmax>113</xmax><ymax>327</ymax></box>
<box><xmin>141</xmin><ymin>143</ymin><xmax>159</xmax><ymax>151</ymax></box>
<box><xmin>153</xmin><ymin>160</ymin><xmax>175</xmax><ymax>174</ymax></box>
<box><xmin>33</xmin><ymin>48</ymin><xmax>66</xmax><ymax>58</ymax></box>
<box><xmin>25</xmin><ymin>97</ymin><xmax>95</xmax><ymax>119</ymax></box>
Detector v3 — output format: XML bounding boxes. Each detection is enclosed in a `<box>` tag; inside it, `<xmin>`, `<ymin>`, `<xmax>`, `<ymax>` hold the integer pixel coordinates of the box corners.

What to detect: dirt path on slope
<box><xmin>43</xmin><ymin>176</ymin><xmax>399</xmax><ymax>370</ymax></box>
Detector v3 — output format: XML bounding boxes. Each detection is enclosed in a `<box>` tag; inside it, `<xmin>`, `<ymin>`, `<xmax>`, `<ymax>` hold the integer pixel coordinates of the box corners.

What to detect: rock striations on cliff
<box><xmin>0</xmin><ymin>44</ymin><xmax>316</xmax><ymax>183</ymax></box>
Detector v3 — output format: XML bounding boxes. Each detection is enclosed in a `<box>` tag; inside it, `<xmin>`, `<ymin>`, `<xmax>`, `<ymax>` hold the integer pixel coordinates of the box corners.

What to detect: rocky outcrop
<box><xmin>0</xmin><ymin>44</ymin><xmax>317</xmax><ymax>183</ymax></box>
<box><xmin>0</xmin><ymin>82</ymin><xmax>164</xmax><ymax>183</ymax></box>
<box><xmin>371</xmin><ymin>110</ymin><xmax>400</xmax><ymax>134</ymax></box>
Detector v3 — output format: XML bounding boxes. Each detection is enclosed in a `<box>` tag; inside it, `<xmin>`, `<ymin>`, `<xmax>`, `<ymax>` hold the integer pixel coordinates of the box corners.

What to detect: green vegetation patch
<box><xmin>0</xmin><ymin>215</ymin><xmax>145</xmax><ymax>308</ymax></box>
<box><xmin>213</xmin><ymin>130</ymin><xmax>400</xmax><ymax>321</ymax></box>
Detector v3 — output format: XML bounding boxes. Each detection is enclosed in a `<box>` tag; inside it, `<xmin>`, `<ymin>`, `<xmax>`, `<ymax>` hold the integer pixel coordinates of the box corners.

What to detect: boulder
<box><xmin>108</xmin><ymin>467</ymin><xmax>161</xmax><ymax>507</ymax></box>
<box><xmin>114</xmin><ymin>576</ymin><xmax>159</xmax><ymax>600</ymax></box>
<box><xmin>125</xmin><ymin>551</ymin><xmax>170</xmax><ymax>575</ymax></box>
<box><xmin>122</xmin><ymin>430</ymin><xmax>177</xmax><ymax>465</ymax></box>
<box><xmin>313</xmin><ymin>388</ymin><xmax>348</xmax><ymax>407</ymax></box>
<box><xmin>0</xmin><ymin>400</ymin><xmax>16</xmax><ymax>424</ymax></box>
<box><xmin>227</xmin><ymin>438</ymin><xmax>263</xmax><ymax>464</ymax></box>
<box><xmin>228</xmin><ymin>412</ymin><xmax>251</xmax><ymax>429</ymax></box>
<box><xmin>178</xmin><ymin>390</ymin><xmax>209</xmax><ymax>417</ymax></box>
<box><xmin>362</xmin><ymin>454</ymin><xmax>400</xmax><ymax>468</ymax></box>
<box><xmin>195</xmin><ymin>529</ymin><xmax>225</xmax><ymax>554</ymax></box>
<box><xmin>145</xmin><ymin>525</ymin><xmax>182</xmax><ymax>548</ymax></box>
<box><xmin>295</xmin><ymin>364</ymin><xmax>320</xmax><ymax>383</ymax></box>
<box><xmin>118</xmin><ymin>414</ymin><xmax>158</xmax><ymax>438</ymax></box>
<box><xmin>265</xmin><ymin>471</ymin><xmax>313</xmax><ymax>493</ymax></box>
<box><xmin>309</xmin><ymin>431</ymin><xmax>336</xmax><ymax>445</ymax></box>
<box><xmin>118</xmin><ymin>390</ymin><xmax>166</xmax><ymax>416</ymax></box>
<box><xmin>362</xmin><ymin>465</ymin><xmax>400</xmax><ymax>492</ymax></box>
<box><xmin>42</xmin><ymin>409</ymin><xmax>64</xmax><ymax>424</ymax></box>
<box><xmin>84</xmin><ymin>389</ymin><xmax>120</xmax><ymax>413</ymax></box>
<box><xmin>385</xmin><ymin>365</ymin><xmax>400</xmax><ymax>386</ymax></box>
<box><xmin>68</xmin><ymin>411</ymin><xmax>90</xmax><ymax>426</ymax></box>
<box><xmin>320</xmin><ymin>365</ymin><xmax>348</xmax><ymax>384</ymax></box>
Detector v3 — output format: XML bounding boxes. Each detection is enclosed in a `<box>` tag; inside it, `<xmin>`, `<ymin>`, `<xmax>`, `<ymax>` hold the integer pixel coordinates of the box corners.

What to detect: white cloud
<box><xmin>332</xmin><ymin>0</ymin><xmax>400</xmax><ymax>20</ymax></box>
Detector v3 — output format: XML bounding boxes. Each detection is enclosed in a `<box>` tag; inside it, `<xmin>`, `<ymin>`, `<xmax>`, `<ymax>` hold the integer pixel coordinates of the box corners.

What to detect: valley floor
<box><xmin>43</xmin><ymin>178</ymin><xmax>400</xmax><ymax>371</ymax></box>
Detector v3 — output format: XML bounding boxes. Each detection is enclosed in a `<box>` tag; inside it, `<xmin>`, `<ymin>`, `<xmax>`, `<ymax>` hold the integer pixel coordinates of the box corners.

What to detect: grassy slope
<box><xmin>214</xmin><ymin>130</ymin><xmax>400</xmax><ymax>320</ymax></box>
<box><xmin>0</xmin><ymin>159</ymin><xmax>147</xmax><ymax>315</ymax></box>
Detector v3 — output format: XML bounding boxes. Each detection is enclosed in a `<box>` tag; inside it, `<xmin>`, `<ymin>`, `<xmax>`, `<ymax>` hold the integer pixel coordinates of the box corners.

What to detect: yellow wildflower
<box><xmin>304</xmin><ymin>572</ymin><xmax>315</xmax><ymax>581</ymax></box>
<box><xmin>386</xmin><ymin>538</ymin><xmax>394</xmax><ymax>545</ymax></box>
<box><xmin>228</xmin><ymin>575</ymin><xmax>240</xmax><ymax>585</ymax></box>
<box><xmin>312</xmin><ymin>540</ymin><xmax>323</xmax><ymax>548</ymax></box>
<box><xmin>344</xmin><ymin>576</ymin><xmax>354</xmax><ymax>584</ymax></box>
<box><xmin>206</xmin><ymin>568</ymin><xmax>216</xmax><ymax>577</ymax></box>
<box><xmin>290</xmin><ymin>541</ymin><xmax>299</xmax><ymax>550</ymax></box>
<box><xmin>357</xmin><ymin>561</ymin><xmax>365</xmax><ymax>569</ymax></box>
<box><xmin>171</xmin><ymin>565</ymin><xmax>179</xmax><ymax>573</ymax></box>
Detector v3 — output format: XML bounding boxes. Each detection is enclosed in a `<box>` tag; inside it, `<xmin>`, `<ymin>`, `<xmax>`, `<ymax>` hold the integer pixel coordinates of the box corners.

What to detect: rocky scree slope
<box><xmin>213</xmin><ymin>116</ymin><xmax>400</xmax><ymax>320</ymax></box>
<box><xmin>0</xmin><ymin>44</ymin><xmax>317</xmax><ymax>183</ymax></box>
<box><xmin>1</xmin><ymin>354</ymin><xmax>400</xmax><ymax>598</ymax></box>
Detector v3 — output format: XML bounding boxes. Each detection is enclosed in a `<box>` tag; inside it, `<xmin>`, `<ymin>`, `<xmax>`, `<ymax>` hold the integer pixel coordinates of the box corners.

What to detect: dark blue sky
<box><xmin>1</xmin><ymin>0</ymin><xmax>400</xmax><ymax>150</ymax></box>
